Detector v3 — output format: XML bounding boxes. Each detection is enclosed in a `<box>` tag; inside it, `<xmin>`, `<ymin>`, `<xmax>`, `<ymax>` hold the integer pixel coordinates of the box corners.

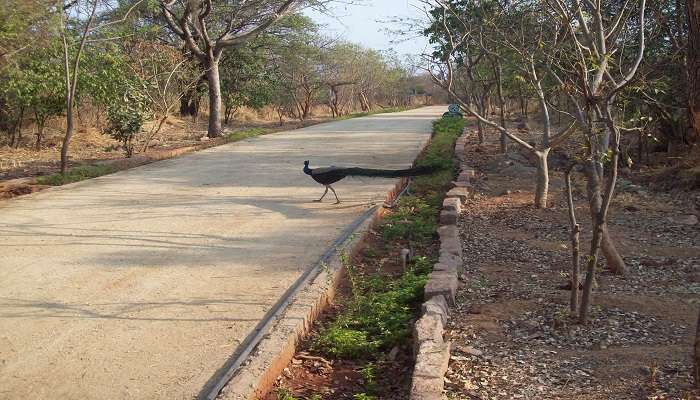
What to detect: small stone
<box><xmin>462</xmin><ymin>346</ymin><xmax>483</xmax><ymax>356</ymax></box>
<box><xmin>668</xmin><ymin>214</ymin><xmax>698</xmax><ymax>225</ymax></box>
<box><xmin>283</xmin><ymin>367</ymin><xmax>292</xmax><ymax>378</ymax></box>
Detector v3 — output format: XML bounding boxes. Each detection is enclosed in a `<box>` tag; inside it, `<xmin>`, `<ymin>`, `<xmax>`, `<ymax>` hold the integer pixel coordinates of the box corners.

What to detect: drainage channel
<box><xmin>197</xmin><ymin>204</ymin><xmax>380</xmax><ymax>400</ymax></box>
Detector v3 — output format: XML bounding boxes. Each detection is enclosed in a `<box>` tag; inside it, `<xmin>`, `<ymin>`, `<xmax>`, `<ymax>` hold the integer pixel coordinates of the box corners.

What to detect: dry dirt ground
<box><xmin>446</xmin><ymin>130</ymin><xmax>700</xmax><ymax>399</ymax></box>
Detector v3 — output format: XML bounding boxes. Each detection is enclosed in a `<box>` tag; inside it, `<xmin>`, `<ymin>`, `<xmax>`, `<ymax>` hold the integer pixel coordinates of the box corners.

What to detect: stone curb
<box><xmin>410</xmin><ymin>132</ymin><xmax>475</xmax><ymax>400</ymax></box>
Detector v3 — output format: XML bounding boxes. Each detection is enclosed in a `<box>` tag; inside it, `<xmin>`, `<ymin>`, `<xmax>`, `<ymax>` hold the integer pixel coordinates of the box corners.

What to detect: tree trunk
<box><xmin>205</xmin><ymin>60</ymin><xmax>223</xmax><ymax>138</ymax></box>
<box><xmin>565</xmin><ymin>167</ymin><xmax>581</xmax><ymax>315</ymax></box>
<box><xmin>476</xmin><ymin>120</ymin><xmax>484</xmax><ymax>144</ymax></box>
<box><xmin>495</xmin><ymin>61</ymin><xmax>506</xmax><ymax>131</ymax></box>
<box><xmin>579</xmin><ymin>218</ymin><xmax>604</xmax><ymax>324</ymax></box>
<box><xmin>10</xmin><ymin>107</ymin><xmax>24</xmax><ymax>149</ymax></box>
<box><xmin>534</xmin><ymin>149</ymin><xmax>550</xmax><ymax>208</ymax></box>
<box><xmin>35</xmin><ymin>119</ymin><xmax>45</xmax><ymax>150</ymax></box>
<box><xmin>60</xmin><ymin>95</ymin><xmax>75</xmax><ymax>173</ymax></box>
<box><xmin>688</xmin><ymin>0</ymin><xmax>700</xmax><ymax>141</ymax></box>
<box><xmin>585</xmin><ymin>163</ymin><xmax>627</xmax><ymax>275</ymax></box>
<box><xmin>180</xmin><ymin>95</ymin><xmax>191</xmax><ymax>116</ymax></box>
<box><xmin>359</xmin><ymin>90</ymin><xmax>370</xmax><ymax>112</ymax></box>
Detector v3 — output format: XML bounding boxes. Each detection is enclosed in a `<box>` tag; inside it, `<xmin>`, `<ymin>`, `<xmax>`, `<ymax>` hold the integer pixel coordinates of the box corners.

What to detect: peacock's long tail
<box><xmin>341</xmin><ymin>165</ymin><xmax>440</xmax><ymax>178</ymax></box>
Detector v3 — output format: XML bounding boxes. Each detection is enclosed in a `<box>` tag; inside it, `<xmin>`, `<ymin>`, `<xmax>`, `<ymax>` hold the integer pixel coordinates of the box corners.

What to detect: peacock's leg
<box><xmin>315</xmin><ymin>186</ymin><xmax>329</xmax><ymax>202</ymax></box>
<box><xmin>329</xmin><ymin>185</ymin><xmax>341</xmax><ymax>204</ymax></box>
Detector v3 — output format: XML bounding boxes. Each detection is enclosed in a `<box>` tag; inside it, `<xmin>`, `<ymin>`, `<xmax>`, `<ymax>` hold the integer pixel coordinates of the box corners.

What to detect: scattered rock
<box><xmin>668</xmin><ymin>214</ymin><xmax>699</xmax><ymax>226</ymax></box>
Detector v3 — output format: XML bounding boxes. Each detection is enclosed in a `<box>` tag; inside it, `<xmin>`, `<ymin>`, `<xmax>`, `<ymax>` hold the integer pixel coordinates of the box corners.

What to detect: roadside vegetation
<box><xmin>0</xmin><ymin>1</ymin><xmax>442</xmax><ymax>182</ymax></box>
<box><xmin>36</xmin><ymin>164</ymin><xmax>115</xmax><ymax>186</ymax></box>
<box><xmin>270</xmin><ymin>117</ymin><xmax>464</xmax><ymax>400</ymax></box>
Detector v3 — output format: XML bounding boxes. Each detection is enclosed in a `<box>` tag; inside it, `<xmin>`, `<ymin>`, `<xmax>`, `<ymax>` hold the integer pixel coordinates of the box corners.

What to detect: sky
<box><xmin>304</xmin><ymin>0</ymin><xmax>431</xmax><ymax>57</ymax></box>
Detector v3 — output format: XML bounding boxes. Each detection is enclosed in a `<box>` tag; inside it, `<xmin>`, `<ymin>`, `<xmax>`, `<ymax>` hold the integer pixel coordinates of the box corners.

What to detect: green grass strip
<box><xmin>36</xmin><ymin>164</ymin><xmax>116</xmax><ymax>186</ymax></box>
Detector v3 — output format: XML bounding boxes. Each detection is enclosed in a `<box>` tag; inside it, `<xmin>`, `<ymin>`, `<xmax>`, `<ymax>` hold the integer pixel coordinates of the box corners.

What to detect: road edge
<box><xmin>215</xmin><ymin>179</ymin><xmax>409</xmax><ymax>400</ymax></box>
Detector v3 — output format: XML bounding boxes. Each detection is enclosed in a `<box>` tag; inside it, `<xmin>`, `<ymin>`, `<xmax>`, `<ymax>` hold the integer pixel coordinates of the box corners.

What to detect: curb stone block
<box><xmin>446</xmin><ymin>187</ymin><xmax>470</xmax><ymax>204</ymax></box>
<box><xmin>451</xmin><ymin>180</ymin><xmax>471</xmax><ymax>189</ymax></box>
<box><xmin>422</xmin><ymin>295</ymin><xmax>449</xmax><ymax>327</ymax></box>
<box><xmin>461</xmin><ymin>168</ymin><xmax>476</xmax><ymax>178</ymax></box>
<box><xmin>433</xmin><ymin>261</ymin><xmax>459</xmax><ymax>274</ymax></box>
<box><xmin>442</xmin><ymin>198</ymin><xmax>461</xmax><ymax>213</ymax></box>
<box><xmin>413</xmin><ymin>313</ymin><xmax>444</xmax><ymax>355</ymax></box>
<box><xmin>424</xmin><ymin>270</ymin><xmax>458</xmax><ymax>305</ymax></box>
<box><xmin>438</xmin><ymin>251</ymin><xmax>462</xmax><ymax>274</ymax></box>
<box><xmin>439</xmin><ymin>210</ymin><xmax>458</xmax><ymax>226</ymax></box>
<box><xmin>410</xmin><ymin>341</ymin><xmax>452</xmax><ymax>400</ymax></box>
<box><xmin>440</xmin><ymin>236</ymin><xmax>462</xmax><ymax>259</ymax></box>
<box><xmin>437</xmin><ymin>225</ymin><xmax>459</xmax><ymax>241</ymax></box>
<box><xmin>457</xmin><ymin>172</ymin><xmax>472</xmax><ymax>183</ymax></box>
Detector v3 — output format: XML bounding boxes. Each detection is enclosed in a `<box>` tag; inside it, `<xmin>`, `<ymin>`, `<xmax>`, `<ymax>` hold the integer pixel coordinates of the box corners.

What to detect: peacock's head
<box><xmin>304</xmin><ymin>160</ymin><xmax>309</xmax><ymax>167</ymax></box>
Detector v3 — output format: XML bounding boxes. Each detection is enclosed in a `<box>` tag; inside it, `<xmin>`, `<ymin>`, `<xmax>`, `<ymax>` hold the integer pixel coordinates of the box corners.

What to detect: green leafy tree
<box><xmin>220</xmin><ymin>44</ymin><xmax>277</xmax><ymax>125</ymax></box>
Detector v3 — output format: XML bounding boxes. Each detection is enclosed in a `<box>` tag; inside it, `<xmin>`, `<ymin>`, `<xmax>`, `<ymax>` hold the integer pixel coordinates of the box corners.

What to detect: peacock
<box><xmin>303</xmin><ymin>160</ymin><xmax>439</xmax><ymax>203</ymax></box>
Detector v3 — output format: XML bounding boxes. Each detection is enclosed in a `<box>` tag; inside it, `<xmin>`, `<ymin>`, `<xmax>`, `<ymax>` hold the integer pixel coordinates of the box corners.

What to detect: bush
<box><xmin>104</xmin><ymin>87</ymin><xmax>149</xmax><ymax>157</ymax></box>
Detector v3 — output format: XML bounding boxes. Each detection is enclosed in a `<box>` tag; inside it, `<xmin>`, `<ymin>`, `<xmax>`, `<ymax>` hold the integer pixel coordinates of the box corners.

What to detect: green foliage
<box><xmin>275</xmin><ymin>390</ymin><xmax>321</xmax><ymax>400</ymax></box>
<box><xmin>382</xmin><ymin>197</ymin><xmax>438</xmax><ymax>242</ymax></box>
<box><xmin>79</xmin><ymin>49</ymin><xmax>139</xmax><ymax>109</ymax></box>
<box><xmin>36</xmin><ymin>165</ymin><xmax>115</xmax><ymax>186</ymax></box>
<box><xmin>315</xmin><ymin>327</ymin><xmax>379</xmax><ymax>359</ymax></box>
<box><xmin>352</xmin><ymin>394</ymin><xmax>377</xmax><ymax>400</ymax></box>
<box><xmin>104</xmin><ymin>85</ymin><xmax>149</xmax><ymax>157</ymax></box>
<box><xmin>220</xmin><ymin>44</ymin><xmax>279</xmax><ymax>123</ymax></box>
<box><xmin>1</xmin><ymin>45</ymin><xmax>65</xmax><ymax>132</ymax></box>
<box><xmin>315</xmin><ymin>269</ymin><xmax>427</xmax><ymax>359</ymax></box>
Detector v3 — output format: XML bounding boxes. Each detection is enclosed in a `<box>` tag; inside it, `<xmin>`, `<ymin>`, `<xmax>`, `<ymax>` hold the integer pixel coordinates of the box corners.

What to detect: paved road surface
<box><xmin>0</xmin><ymin>106</ymin><xmax>443</xmax><ymax>399</ymax></box>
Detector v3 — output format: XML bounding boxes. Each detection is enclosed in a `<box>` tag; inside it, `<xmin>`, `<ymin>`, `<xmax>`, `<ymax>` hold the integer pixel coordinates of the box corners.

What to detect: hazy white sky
<box><xmin>305</xmin><ymin>0</ymin><xmax>431</xmax><ymax>57</ymax></box>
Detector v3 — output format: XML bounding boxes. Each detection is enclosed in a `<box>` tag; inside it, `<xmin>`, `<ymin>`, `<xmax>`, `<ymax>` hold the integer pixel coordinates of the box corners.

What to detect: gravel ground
<box><xmin>445</xmin><ymin>136</ymin><xmax>700</xmax><ymax>400</ymax></box>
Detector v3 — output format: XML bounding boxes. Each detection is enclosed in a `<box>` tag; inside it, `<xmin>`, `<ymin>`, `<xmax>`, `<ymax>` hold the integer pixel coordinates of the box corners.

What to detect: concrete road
<box><xmin>0</xmin><ymin>106</ymin><xmax>443</xmax><ymax>399</ymax></box>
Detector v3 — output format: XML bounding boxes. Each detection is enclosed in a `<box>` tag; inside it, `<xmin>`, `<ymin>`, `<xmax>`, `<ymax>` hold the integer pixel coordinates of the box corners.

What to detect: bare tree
<box><xmin>421</xmin><ymin>0</ymin><xmax>575</xmax><ymax>208</ymax></box>
<box><xmin>159</xmin><ymin>0</ymin><xmax>301</xmax><ymax>137</ymax></box>
<box><xmin>545</xmin><ymin>0</ymin><xmax>648</xmax><ymax>320</ymax></box>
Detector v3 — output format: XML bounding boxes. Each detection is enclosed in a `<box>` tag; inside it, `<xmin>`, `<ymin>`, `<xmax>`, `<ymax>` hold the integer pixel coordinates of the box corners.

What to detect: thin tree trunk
<box><xmin>534</xmin><ymin>149</ymin><xmax>550</xmax><ymax>208</ymax></box>
<box><xmin>60</xmin><ymin>0</ymin><xmax>97</xmax><ymax>173</ymax></box>
<box><xmin>495</xmin><ymin>60</ymin><xmax>507</xmax><ymax>153</ymax></box>
<box><xmin>688</xmin><ymin>0</ymin><xmax>700</xmax><ymax>141</ymax></box>
<box><xmin>585</xmin><ymin>163</ymin><xmax>627</xmax><ymax>275</ymax></box>
<box><xmin>205</xmin><ymin>60</ymin><xmax>223</xmax><ymax>138</ymax></box>
<box><xmin>565</xmin><ymin>166</ymin><xmax>581</xmax><ymax>315</ymax></box>
<box><xmin>11</xmin><ymin>107</ymin><xmax>24</xmax><ymax>149</ymax></box>
<box><xmin>35</xmin><ymin>118</ymin><xmax>45</xmax><ymax>150</ymax></box>
<box><xmin>579</xmin><ymin>218</ymin><xmax>604</xmax><ymax>324</ymax></box>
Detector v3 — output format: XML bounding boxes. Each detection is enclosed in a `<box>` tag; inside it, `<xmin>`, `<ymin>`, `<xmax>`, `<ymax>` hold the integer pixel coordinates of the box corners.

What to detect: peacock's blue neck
<box><xmin>303</xmin><ymin>162</ymin><xmax>312</xmax><ymax>175</ymax></box>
